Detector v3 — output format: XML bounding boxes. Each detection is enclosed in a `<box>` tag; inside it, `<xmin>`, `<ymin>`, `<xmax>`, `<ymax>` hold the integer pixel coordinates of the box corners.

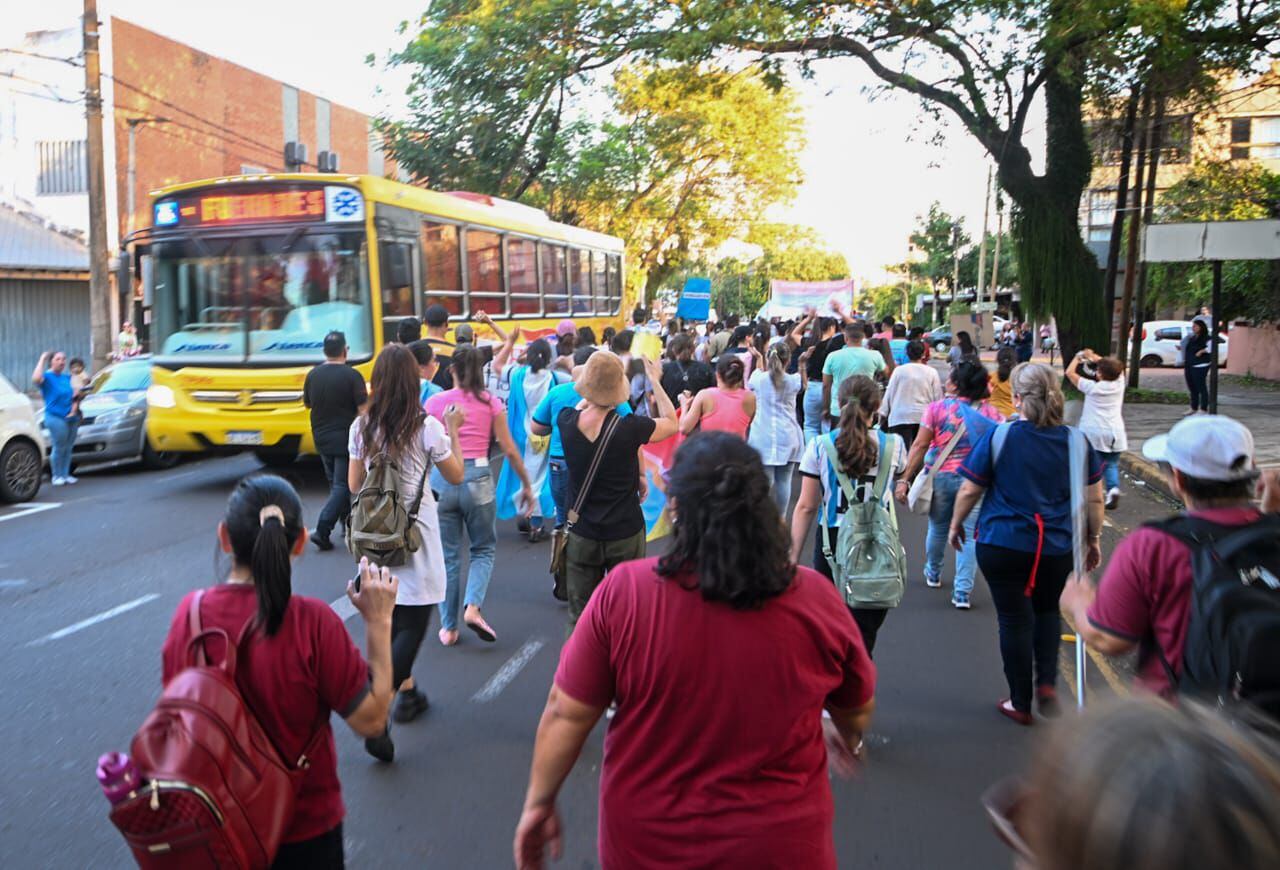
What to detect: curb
<box><xmin>1119</xmin><ymin>452</ymin><xmax>1181</xmax><ymax>505</ymax></box>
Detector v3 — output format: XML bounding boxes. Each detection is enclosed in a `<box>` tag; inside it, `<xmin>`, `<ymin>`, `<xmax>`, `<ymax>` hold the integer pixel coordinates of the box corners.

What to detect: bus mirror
<box><xmin>380</xmin><ymin>241</ymin><xmax>412</xmax><ymax>289</ymax></box>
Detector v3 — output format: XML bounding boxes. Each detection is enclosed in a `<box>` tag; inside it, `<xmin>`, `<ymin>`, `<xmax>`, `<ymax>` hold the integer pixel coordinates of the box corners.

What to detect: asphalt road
<box><xmin>0</xmin><ymin>452</ymin><xmax>1172</xmax><ymax>868</ymax></box>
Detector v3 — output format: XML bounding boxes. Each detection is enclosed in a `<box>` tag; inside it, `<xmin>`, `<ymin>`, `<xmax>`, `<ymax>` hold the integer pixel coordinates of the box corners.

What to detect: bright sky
<box><xmin>3</xmin><ymin>1</ymin><xmax>1045</xmax><ymax>284</ymax></box>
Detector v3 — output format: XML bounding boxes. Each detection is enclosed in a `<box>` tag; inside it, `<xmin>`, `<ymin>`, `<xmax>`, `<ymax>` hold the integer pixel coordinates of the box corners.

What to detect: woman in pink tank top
<box><xmin>679</xmin><ymin>353</ymin><xmax>757</xmax><ymax>439</ymax></box>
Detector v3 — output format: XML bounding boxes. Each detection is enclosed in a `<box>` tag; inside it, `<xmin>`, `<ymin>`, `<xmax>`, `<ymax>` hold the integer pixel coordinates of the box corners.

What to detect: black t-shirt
<box><xmin>805</xmin><ymin>335</ymin><xmax>839</xmax><ymax>381</ymax></box>
<box><xmin>559</xmin><ymin>409</ymin><xmax>657</xmax><ymax>541</ymax></box>
<box><xmin>660</xmin><ymin>358</ymin><xmax>714</xmax><ymax>403</ymax></box>
<box><xmin>303</xmin><ymin>363</ymin><xmax>368</xmax><ymax>455</ymax></box>
<box><xmin>427</xmin><ymin>338</ymin><xmax>495</xmax><ymax>389</ymax></box>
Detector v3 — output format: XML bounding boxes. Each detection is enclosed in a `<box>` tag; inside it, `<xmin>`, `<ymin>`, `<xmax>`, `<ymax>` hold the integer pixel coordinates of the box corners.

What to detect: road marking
<box><xmin>473</xmin><ymin>638</ymin><xmax>545</xmax><ymax>703</ymax></box>
<box><xmin>27</xmin><ymin>593</ymin><xmax>160</xmax><ymax>646</ymax></box>
<box><xmin>0</xmin><ymin>502</ymin><xmax>60</xmax><ymax>524</ymax></box>
<box><xmin>0</xmin><ymin>579</ymin><xmax>29</xmax><ymax>589</ymax></box>
<box><xmin>329</xmin><ymin>594</ymin><xmax>357</xmax><ymax>622</ymax></box>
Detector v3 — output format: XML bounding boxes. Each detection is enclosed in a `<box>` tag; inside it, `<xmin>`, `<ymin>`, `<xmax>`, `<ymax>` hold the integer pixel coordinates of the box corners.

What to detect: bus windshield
<box><xmin>149</xmin><ymin>228</ymin><xmax>373</xmax><ymax>366</ymax></box>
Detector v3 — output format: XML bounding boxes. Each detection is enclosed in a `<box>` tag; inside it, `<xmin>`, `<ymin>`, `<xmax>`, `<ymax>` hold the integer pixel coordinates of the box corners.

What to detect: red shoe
<box><xmin>1037</xmin><ymin>686</ymin><xmax>1061</xmax><ymax>718</ymax></box>
<box><xmin>997</xmin><ymin>699</ymin><xmax>1033</xmax><ymax>726</ymax></box>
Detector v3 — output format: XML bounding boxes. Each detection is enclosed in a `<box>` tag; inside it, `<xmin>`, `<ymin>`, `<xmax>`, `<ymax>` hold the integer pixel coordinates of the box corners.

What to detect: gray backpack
<box><xmin>820</xmin><ymin>430</ymin><xmax>907</xmax><ymax>609</ymax></box>
<box><xmin>346</xmin><ymin>444</ymin><xmax>430</xmax><ymax>568</ymax></box>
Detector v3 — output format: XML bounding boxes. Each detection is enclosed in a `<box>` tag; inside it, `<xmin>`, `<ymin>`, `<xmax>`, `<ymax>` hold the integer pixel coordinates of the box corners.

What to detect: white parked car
<box><xmin>1136</xmin><ymin>320</ymin><xmax>1229</xmax><ymax>368</ymax></box>
<box><xmin>0</xmin><ymin>373</ymin><xmax>47</xmax><ymax>503</ymax></box>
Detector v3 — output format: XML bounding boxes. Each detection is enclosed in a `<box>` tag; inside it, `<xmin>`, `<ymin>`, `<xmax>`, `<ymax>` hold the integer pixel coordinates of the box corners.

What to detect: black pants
<box><xmin>273</xmin><ymin>823</ymin><xmax>343</xmax><ymax>869</ymax></box>
<box><xmin>976</xmin><ymin>543</ymin><xmax>1073</xmax><ymax>713</ymax></box>
<box><xmin>813</xmin><ymin>526</ymin><xmax>890</xmax><ymax>657</ymax></box>
<box><xmin>1185</xmin><ymin>364</ymin><xmax>1210</xmax><ymax>411</ymax></box>
<box><xmin>316</xmin><ymin>453</ymin><xmax>351</xmax><ymax>540</ymax></box>
<box><xmin>888</xmin><ymin>423</ymin><xmax>919</xmax><ymax>451</ymax></box>
<box><xmin>391</xmin><ymin>604</ymin><xmax>435</xmax><ymax>688</ymax></box>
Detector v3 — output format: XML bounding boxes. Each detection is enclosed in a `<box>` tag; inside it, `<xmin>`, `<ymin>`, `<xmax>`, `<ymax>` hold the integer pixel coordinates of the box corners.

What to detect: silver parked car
<box><xmin>42</xmin><ymin>357</ymin><xmax>179</xmax><ymax>471</ymax></box>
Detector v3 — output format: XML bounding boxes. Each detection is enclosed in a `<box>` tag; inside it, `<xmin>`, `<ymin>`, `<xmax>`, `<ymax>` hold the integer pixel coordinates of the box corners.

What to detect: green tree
<box><xmin>1148</xmin><ymin>161</ymin><xmax>1280</xmax><ymax>322</ymax></box>
<box><xmin>910</xmin><ymin>203</ymin><xmax>968</xmax><ymax>326</ymax></box>
<box><xmin>382</xmin><ymin>58</ymin><xmax>804</xmax><ymax>297</ymax></box>
<box><xmin>379</xmin><ymin>0</ymin><xmax>1276</xmax><ymax>359</ymax></box>
<box><xmin>957</xmin><ymin>232</ymin><xmax>1019</xmax><ymax>295</ymax></box>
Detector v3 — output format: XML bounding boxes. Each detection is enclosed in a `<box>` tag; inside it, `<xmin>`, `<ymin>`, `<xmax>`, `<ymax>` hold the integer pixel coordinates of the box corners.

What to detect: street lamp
<box><xmin>125</xmin><ymin>116</ymin><xmax>170</xmax><ymax>236</ymax></box>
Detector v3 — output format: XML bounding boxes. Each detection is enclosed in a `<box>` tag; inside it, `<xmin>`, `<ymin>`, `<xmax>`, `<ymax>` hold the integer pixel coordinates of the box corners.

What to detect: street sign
<box><xmin>973</xmin><ymin>302</ymin><xmax>998</xmax><ymax>312</ymax></box>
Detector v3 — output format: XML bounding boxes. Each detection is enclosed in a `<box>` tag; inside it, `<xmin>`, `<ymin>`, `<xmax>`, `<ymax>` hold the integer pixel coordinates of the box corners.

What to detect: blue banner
<box><xmin>675</xmin><ymin>277</ymin><xmax>712</xmax><ymax>321</ymax></box>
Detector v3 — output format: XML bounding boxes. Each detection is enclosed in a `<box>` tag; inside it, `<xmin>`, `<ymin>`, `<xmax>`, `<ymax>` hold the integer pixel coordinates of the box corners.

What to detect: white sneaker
<box><xmin>1105</xmin><ymin>487</ymin><xmax>1120</xmax><ymax>509</ymax></box>
<box><xmin>52</xmin><ymin>477</ymin><xmax>66</xmax><ymax>486</ymax></box>
<box><xmin>64</xmin><ymin>474</ymin><xmax>79</xmax><ymax>484</ymax></box>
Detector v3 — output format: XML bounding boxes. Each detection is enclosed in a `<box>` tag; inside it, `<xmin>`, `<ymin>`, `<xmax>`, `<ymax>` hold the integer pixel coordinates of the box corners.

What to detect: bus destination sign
<box><xmin>154</xmin><ymin>185</ymin><xmax>364</xmax><ymax>228</ymax></box>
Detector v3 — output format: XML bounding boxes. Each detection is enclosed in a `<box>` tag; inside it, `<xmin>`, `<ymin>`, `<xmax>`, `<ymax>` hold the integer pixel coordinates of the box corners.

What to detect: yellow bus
<box><xmin>134</xmin><ymin>173</ymin><xmax>628</xmax><ymax>464</ymax></box>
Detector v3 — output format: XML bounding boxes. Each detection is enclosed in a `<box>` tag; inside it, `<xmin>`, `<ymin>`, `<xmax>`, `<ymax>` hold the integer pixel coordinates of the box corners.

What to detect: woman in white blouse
<box><xmin>1066</xmin><ymin>349</ymin><xmax>1128</xmax><ymax>509</ymax></box>
<box><xmin>748</xmin><ymin>341</ymin><xmax>805</xmax><ymax>516</ymax></box>
<box><xmin>880</xmin><ymin>340</ymin><xmax>943</xmax><ymax>448</ymax></box>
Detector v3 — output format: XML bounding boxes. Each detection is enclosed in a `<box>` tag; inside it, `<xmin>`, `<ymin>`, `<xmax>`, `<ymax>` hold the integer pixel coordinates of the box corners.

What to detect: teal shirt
<box><xmin>821</xmin><ymin>345</ymin><xmax>886</xmax><ymax>414</ymax></box>
<box><xmin>532</xmin><ymin>382</ymin><xmax>631</xmax><ymax>459</ymax></box>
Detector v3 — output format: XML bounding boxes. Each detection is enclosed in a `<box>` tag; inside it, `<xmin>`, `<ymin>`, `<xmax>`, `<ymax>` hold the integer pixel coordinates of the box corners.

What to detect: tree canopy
<box><xmin>380</xmin><ymin>0</ymin><xmax>1277</xmax><ymax>351</ymax></box>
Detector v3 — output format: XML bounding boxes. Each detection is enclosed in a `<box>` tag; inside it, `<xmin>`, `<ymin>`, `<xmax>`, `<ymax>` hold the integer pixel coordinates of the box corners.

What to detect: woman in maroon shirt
<box><xmin>161</xmin><ymin>475</ymin><xmax>398</xmax><ymax>869</ymax></box>
<box><xmin>514</xmin><ymin>433</ymin><xmax>877</xmax><ymax>870</ymax></box>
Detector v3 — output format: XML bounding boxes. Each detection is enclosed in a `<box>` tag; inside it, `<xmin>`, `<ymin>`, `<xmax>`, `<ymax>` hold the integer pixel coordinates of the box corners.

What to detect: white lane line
<box><xmin>329</xmin><ymin>594</ymin><xmax>357</xmax><ymax>622</ymax></box>
<box><xmin>0</xmin><ymin>502</ymin><xmax>61</xmax><ymax>524</ymax></box>
<box><xmin>0</xmin><ymin>579</ymin><xmax>29</xmax><ymax>589</ymax></box>
<box><xmin>27</xmin><ymin>593</ymin><xmax>160</xmax><ymax>646</ymax></box>
<box><xmin>473</xmin><ymin>638</ymin><xmax>545</xmax><ymax>703</ymax></box>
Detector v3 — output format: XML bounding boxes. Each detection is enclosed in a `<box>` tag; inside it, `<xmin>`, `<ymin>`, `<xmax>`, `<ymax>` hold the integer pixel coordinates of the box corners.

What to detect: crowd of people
<box><xmin>106</xmin><ymin>303</ymin><xmax>1280</xmax><ymax>869</ymax></box>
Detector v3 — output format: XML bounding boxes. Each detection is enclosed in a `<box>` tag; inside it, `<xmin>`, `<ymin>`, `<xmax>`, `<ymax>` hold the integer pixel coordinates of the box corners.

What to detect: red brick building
<box><xmin>108</xmin><ymin>17</ymin><xmax>391</xmax><ymax>241</ymax></box>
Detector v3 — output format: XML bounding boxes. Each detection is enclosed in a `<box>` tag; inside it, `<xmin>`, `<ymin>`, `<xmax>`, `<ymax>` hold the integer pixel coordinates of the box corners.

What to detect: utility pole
<box><xmin>976</xmin><ymin>166</ymin><xmax>992</xmax><ymax>307</ymax></box>
<box><xmin>84</xmin><ymin>0</ymin><xmax>112</xmax><ymax>373</ymax></box>
<box><xmin>948</xmin><ymin>223</ymin><xmax>959</xmax><ymax>328</ymax></box>
<box><xmin>990</xmin><ymin>194</ymin><xmax>1003</xmax><ymax>307</ymax></box>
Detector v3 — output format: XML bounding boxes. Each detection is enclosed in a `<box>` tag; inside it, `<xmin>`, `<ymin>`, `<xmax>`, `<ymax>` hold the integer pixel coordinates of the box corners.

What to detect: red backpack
<box><xmin>108</xmin><ymin>590</ymin><xmax>324</xmax><ymax>868</ymax></box>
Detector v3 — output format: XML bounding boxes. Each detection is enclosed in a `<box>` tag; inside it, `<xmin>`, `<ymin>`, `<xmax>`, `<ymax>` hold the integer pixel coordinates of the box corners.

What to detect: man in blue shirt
<box><xmin>32</xmin><ymin>350</ymin><xmax>79</xmax><ymax>485</ymax></box>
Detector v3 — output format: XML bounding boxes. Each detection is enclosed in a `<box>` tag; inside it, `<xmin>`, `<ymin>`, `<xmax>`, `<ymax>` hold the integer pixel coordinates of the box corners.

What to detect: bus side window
<box><xmin>379</xmin><ymin>241</ymin><xmax>416</xmax><ymax>342</ymax></box>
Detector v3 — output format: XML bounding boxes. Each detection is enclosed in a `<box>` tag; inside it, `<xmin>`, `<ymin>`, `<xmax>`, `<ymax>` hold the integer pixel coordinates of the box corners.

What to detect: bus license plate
<box><xmin>226</xmin><ymin>430</ymin><xmax>264</xmax><ymax>446</ymax></box>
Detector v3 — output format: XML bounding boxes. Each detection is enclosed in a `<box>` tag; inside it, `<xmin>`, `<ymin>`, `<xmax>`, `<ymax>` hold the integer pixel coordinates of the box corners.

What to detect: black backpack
<box><xmin>1148</xmin><ymin>513</ymin><xmax>1280</xmax><ymax>719</ymax></box>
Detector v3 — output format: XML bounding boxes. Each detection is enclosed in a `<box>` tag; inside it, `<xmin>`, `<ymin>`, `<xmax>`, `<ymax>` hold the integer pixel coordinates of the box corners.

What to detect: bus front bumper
<box><xmin>146</xmin><ymin>403</ymin><xmax>316</xmax><ymax>455</ymax></box>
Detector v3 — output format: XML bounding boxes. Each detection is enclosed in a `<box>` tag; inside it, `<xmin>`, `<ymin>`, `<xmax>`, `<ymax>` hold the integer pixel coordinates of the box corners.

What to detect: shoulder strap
<box><xmin>820</xmin><ymin>434</ymin><xmax>859</xmax><ymax>505</ymax></box>
<box><xmin>406</xmin><ymin>435</ymin><xmax>435</xmax><ymax>523</ymax></box>
<box><xmin>567</xmin><ymin>412</ymin><xmax>622</xmax><ymax>527</ymax></box>
<box><xmin>870</xmin><ymin>430</ymin><xmax>894</xmax><ymax>504</ymax></box>
<box><xmin>928</xmin><ymin>409</ymin><xmax>969</xmax><ymax>472</ymax></box>
<box><xmin>991</xmin><ymin>421</ymin><xmax>1014</xmax><ymax>466</ymax></box>
<box><xmin>189</xmin><ymin>589</ymin><xmax>206</xmax><ymax>667</ymax></box>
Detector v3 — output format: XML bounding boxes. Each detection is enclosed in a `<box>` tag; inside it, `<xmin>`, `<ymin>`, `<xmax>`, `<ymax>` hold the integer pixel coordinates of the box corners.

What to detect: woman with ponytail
<box><xmin>349</xmin><ymin>344</ymin><xmax>466</xmax><ymax>762</ymax></box>
<box><xmin>425</xmin><ymin>344</ymin><xmax>535</xmax><ymax>646</ymax></box>
<box><xmin>516</xmin><ymin>432</ymin><xmax>876</xmax><ymax>870</ymax></box>
<box><xmin>679</xmin><ymin>353</ymin><xmax>756</xmax><ymax>439</ymax></box>
<box><xmin>949</xmin><ymin>363</ymin><xmax>1104</xmax><ymax>725</ymax></box>
<box><xmin>747</xmin><ymin>340</ymin><xmax>804</xmax><ymax>515</ymax></box>
<box><xmin>790</xmin><ymin>375</ymin><xmax>908</xmax><ymax>656</ymax></box>
<box><xmin>161</xmin><ymin>475</ymin><xmax>400</xmax><ymax>867</ymax></box>
<box><xmin>496</xmin><ymin>338</ymin><xmax>567</xmax><ymax>544</ymax></box>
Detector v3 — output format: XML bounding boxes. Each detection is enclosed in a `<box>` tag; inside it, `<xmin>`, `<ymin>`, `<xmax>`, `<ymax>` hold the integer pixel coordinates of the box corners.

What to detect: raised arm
<box><xmin>678</xmin><ymin>390</ymin><xmax>707</xmax><ymax>436</ymax></box>
<box><xmin>342</xmin><ymin>559</ymin><xmax>398</xmax><ymax>738</ymax></box>
<box><xmin>31</xmin><ymin>351</ymin><xmax>49</xmax><ymax>386</ymax></box>
<box><xmin>642</xmin><ymin>357</ymin><xmax>680</xmax><ymax>442</ymax></box>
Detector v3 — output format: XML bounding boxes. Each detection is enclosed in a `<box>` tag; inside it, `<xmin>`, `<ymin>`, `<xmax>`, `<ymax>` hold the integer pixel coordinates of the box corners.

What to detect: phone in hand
<box><xmin>351</xmin><ymin>570</ymin><xmax>363</xmax><ymax>593</ymax></box>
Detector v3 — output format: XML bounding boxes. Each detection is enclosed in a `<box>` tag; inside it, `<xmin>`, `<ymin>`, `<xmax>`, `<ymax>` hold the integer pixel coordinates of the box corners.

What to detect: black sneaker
<box><xmin>552</xmin><ymin>571</ymin><xmax>568</xmax><ymax>602</ymax></box>
<box><xmin>310</xmin><ymin>531</ymin><xmax>334</xmax><ymax>552</ymax></box>
<box><xmin>392</xmin><ymin>687</ymin><xmax>430</xmax><ymax>723</ymax></box>
<box><xmin>364</xmin><ymin>727</ymin><xmax>395</xmax><ymax>763</ymax></box>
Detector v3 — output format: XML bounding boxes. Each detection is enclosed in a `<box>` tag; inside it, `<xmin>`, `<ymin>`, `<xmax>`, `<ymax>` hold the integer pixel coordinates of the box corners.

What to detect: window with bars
<box><xmin>36</xmin><ymin>140</ymin><xmax>87</xmax><ymax>195</ymax></box>
<box><xmin>1228</xmin><ymin>116</ymin><xmax>1280</xmax><ymax>160</ymax></box>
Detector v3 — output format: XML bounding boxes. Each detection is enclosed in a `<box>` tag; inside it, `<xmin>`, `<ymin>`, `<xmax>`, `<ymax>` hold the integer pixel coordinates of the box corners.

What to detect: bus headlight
<box><xmin>146</xmin><ymin>385</ymin><xmax>177</xmax><ymax>408</ymax></box>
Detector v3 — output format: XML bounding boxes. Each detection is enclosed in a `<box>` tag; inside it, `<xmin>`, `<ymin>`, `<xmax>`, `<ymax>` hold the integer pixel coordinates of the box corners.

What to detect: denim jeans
<box><xmin>45</xmin><ymin>415</ymin><xmax>74</xmax><ymax>478</ymax></box>
<box><xmin>315</xmin><ymin>453</ymin><xmax>351</xmax><ymax>540</ymax></box>
<box><xmin>766</xmin><ymin>463</ymin><xmax>795</xmax><ymax>517</ymax></box>
<box><xmin>924</xmin><ymin>471</ymin><xmax>979</xmax><ymax>596</ymax></box>
<box><xmin>1099</xmin><ymin>451</ymin><xmax>1121</xmax><ymax>492</ymax></box>
<box><xmin>434</xmin><ymin>461</ymin><xmax>498</xmax><ymax>631</ymax></box>
<box><xmin>802</xmin><ymin>381</ymin><xmax>826</xmax><ymax>445</ymax></box>
<box><xmin>1185</xmin><ymin>364</ymin><xmax>1210</xmax><ymax>411</ymax></box>
<box><xmin>977</xmin><ymin>544</ymin><xmax>1073</xmax><ymax>713</ymax></box>
<box><xmin>549</xmin><ymin>456</ymin><xmax>570</xmax><ymax>528</ymax></box>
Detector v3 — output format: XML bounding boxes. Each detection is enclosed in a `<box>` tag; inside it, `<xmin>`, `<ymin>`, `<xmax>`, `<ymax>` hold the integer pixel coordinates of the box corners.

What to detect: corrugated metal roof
<box><xmin>0</xmin><ymin>202</ymin><xmax>89</xmax><ymax>271</ymax></box>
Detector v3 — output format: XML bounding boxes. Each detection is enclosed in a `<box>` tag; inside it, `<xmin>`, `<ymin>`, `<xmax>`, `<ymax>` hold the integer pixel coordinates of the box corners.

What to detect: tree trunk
<box><xmin>1117</xmin><ymin>88</ymin><xmax>1153</xmax><ymax>367</ymax></box>
<box><xmin>1103</xmin><ymin>87</ymin><xmax>1141</xmax><ymax>352</ymax></box>
<box><xmin>1128</xmin><ymin>93</ymin><xmax>1166</xmax><ymax>388</ymax></box>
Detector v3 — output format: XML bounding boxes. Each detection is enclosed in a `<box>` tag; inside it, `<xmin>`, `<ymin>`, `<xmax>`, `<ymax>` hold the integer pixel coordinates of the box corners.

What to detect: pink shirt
<box><xmin>424</xmin><ymin>388</ymin><xmax>504</xmax><ymax>459</ymax></box>
<box><xmin>699</xmin><ymin>387</ymin><xmax>751</xmax><ymax>439</ymax></box>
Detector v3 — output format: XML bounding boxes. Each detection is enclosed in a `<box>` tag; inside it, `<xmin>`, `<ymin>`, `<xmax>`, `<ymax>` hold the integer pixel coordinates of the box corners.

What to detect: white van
<box><xmin>1137</xmin><ymin>320</ymin><xmax>1229</xmax><ymax>367</ymax></box>
<box><xmin>0</xmin><ymin>373</ymin><xmax>47</xmax><ymax>502</ymax></box>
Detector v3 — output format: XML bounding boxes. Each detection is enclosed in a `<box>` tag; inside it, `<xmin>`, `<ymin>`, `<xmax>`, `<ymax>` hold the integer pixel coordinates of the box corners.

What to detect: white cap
<box><xmin>1142</xmin><ymin>415</ymin><xmax>1258</xmax><ymax>482</ymax></box>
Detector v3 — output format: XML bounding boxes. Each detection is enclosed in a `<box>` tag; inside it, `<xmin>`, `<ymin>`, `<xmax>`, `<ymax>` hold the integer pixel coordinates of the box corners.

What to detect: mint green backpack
<box><xmin>820</xmin><ymin>430</ymin><xmax>907</xmax><ymax>609</ymax></box>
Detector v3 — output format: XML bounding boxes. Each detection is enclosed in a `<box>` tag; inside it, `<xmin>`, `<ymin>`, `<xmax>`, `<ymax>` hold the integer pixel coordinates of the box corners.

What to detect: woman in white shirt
<box><xmin>1066</xmin><ymin>350</ymin><xmax>1128</xmax><ymax>509</ymax></box>
<box><xmin>880</xmin><ymin>340</ymin><xmax>943</xmax><ymax>448</ymax></box>
<box><xmin>348</xmin><ymin>345</ymin><xmax>465</xmax><ymax>763</ymax></box>
<box><xmin>748</xmin><ymin>341</ymin><xmax>805</xmax><ymax>515</ymax></box>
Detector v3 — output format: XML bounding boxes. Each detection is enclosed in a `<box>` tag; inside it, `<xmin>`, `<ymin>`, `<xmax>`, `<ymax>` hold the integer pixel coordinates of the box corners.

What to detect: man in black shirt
<box><xmin>303</xmin><ymin>331</ymin><xmax>368</xmax><ymax>550</ymax></box>
<box><xmin>660</xmin><ymin>333</ymin><xmax>714</xmax><ymax>403</ymax></box>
